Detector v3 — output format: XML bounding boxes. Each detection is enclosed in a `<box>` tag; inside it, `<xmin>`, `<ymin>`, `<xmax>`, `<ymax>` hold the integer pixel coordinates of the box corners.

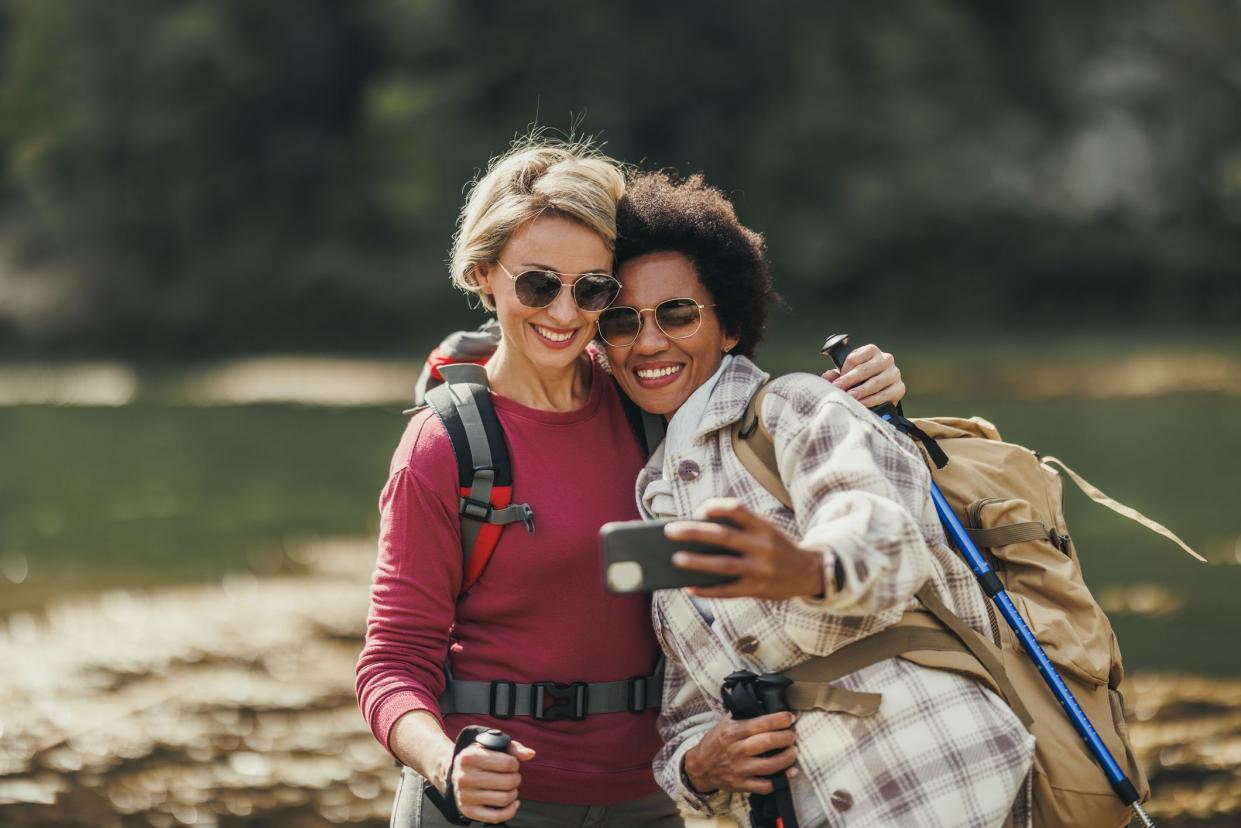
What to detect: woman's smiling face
<box><xmin>606</xmin><ymin>251</ymin><xmax>739</xmax><ymax>416</ymax></box>
<box><xmin>475</xmin><ymin>214</ymin><xmax>614</xmax><ymax>373</ymax></box>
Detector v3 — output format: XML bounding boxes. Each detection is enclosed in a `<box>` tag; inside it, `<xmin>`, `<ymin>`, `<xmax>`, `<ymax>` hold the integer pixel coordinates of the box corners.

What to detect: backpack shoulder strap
<box><xmin>912</xmin><ymin>585</ymin><xmax>1033</xmax><ymax>726</ymax></box>
<box><xmin>414</xmin><ymin>320</ymin><xmax>503</xmax><ymax>406</ymax></box>
<box><xmin>779</xmin><ymin>587</ymin><xmax>1033</xmax><ymax>728</ymax></box>
<box><xmin>729</xmin><ymin>380</ymin><xmax>793</xmax><ymax>510</ymax></box>
<box><xmin>424</xmin><ymin>363</ymin><xmax>535</xmax><ymax>593</ymax></box>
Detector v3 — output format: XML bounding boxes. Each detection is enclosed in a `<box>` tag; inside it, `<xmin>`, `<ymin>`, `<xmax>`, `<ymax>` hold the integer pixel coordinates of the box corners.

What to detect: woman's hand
<box><xmin>666</xmin><ymin>498</ymin><xmax>826</xmax><ymax>600</ymax></box>
<box><xmin>390</xmin><ymin>711</ymin><xmax>534</xmax><ymax>823</ymax></box>
<box><xmin>450</xmin><ymin>738</ymin><xmax>537</xmax><ymax>824</ymax></box>
<box><xmin>822</xmin><ymin>342</ymin><xmax>904</xmax><ymax>408</ymax></box>
<box><xmin>683</xmin><ymin>711</ymin><xmax>799</xmax><ymax>795</ymax></box>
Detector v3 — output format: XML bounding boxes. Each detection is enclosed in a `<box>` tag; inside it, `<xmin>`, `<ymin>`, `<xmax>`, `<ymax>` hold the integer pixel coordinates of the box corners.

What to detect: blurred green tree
<box><xmin>1</xmin><ymin>0</ymin><xmax>1238</xmax><ymax>354</ymax></box>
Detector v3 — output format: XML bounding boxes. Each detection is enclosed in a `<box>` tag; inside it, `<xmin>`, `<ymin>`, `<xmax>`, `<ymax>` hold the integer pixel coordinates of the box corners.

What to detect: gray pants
<box><xmin>392</xmin><ymin>766</ymin><xmax>685</xmax><ymax>828</ymax></box>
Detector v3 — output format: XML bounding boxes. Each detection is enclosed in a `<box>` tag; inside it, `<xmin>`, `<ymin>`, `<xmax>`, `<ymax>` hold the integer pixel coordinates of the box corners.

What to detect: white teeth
<box><xmin>637</xmin><ymin>365</ymin><xmax>683</xmax><ymax>379</ymax></box>
<box><xmin>534</xmin><ymin>325</ymin><xmax>574</xmax><ymax>342</ymax></box>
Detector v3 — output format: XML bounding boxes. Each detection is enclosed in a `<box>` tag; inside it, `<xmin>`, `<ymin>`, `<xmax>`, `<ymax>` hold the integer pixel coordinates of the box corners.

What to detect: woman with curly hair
<box><xmin>600</xmin><ymin>171</ymin><xmax>1035</xmax><ymax>827</ymax></box>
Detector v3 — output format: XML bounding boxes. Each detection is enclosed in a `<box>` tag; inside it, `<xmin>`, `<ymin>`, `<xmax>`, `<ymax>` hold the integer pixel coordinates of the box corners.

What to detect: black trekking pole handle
<box><xmin>720</xmin><ymin>672</ymin><xmax>800</xmax><ymax>828</ymax></box>
<box><xmin>424</xmin><ymin>727</ymin><xmax>515</xmax><ymax>826</ymax></box>
<box><xmin>821</xmin><ymin>333</ymin><xmax>1157</xmax><ymax>828</ymax></box>
<box><xmin>821</xmin><ymin>333</ymin><xmax>901</xmax><ymax>419</ymax></box>
<box><xmin>474</xmin><ymin>730</ymin><xmax>513</xmax><ymax>827</ymax></box>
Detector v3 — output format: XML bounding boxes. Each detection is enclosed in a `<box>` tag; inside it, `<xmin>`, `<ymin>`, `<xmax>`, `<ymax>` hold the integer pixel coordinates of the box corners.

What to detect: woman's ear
<box><xmin>474</xmin><ymin>263</ymin><xmax>493</xmax><ymax>295</ymax></box>
<box><xmin>474</xmin><ymin>264</ymin><xmax>496</xmax><ymax>309</ymax></box>
<box><xmin>723</xmin><ymin>333</ymin><xmax>740</xmax><ymax>354</ymax></box>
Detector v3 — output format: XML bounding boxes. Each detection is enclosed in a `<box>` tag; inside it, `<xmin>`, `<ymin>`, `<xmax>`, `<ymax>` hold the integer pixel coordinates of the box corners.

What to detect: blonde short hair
<box><xmin>450</xmin><ymin>135</ymin><xmax>626</xmax><ymax>308</ymax></box>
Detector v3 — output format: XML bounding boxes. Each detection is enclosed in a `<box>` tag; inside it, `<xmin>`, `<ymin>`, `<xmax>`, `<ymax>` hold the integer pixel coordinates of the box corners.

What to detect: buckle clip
<box><xmin>460</xmin><ymin>495</ymin><xmax>493</xmax><ymax>522</ymax></box>
<box><xmin>627</xmin><ymin>675</ymin><xmax>649</xmax><ymax>714</ymax></box>
<box><xmin>531</xmin><ymin>681</ymin><xmax>588</xmax><ymax>721</ymax></box>
<box><xmin>489</xmin><ymin>679</ymin><xmax>517</xmax><ymax>719</ymax></box>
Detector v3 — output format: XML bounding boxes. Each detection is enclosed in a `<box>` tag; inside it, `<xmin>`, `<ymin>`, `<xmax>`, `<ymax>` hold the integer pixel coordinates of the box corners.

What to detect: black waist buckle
<box><xmin>531</xmin><ymin>681</ymin><xmax>588</xmax><ymax>721</ymax></box>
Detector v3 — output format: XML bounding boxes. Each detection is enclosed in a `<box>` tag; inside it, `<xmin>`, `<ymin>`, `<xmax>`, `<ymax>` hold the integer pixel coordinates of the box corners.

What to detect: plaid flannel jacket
<box><xmin>640</xmin><ymin>357</ymin><xmax>1034</xmax><ymax>827</ymax></box>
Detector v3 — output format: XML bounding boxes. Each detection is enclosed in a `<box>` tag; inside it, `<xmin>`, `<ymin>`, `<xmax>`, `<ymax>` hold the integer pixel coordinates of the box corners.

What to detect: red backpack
<box><xmin>410</xmin><ymin>321</ymin><xmax>664</xmax><ymax>593</ymax></box>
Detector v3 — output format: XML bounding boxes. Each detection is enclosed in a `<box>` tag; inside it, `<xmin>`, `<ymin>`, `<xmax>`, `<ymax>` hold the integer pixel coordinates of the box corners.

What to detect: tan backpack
<box><xmin>731</xmin><ymin>385</ymin><xmax>1203</xmax><ymax>828</ymax></box>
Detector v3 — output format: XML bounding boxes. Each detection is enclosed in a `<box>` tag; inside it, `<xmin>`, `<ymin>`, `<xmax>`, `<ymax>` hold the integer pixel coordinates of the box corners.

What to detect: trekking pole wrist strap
<box><xmin>423</xmin><ymin>725</ymin><xmax>494</xmax><ymax>826</ymax></box>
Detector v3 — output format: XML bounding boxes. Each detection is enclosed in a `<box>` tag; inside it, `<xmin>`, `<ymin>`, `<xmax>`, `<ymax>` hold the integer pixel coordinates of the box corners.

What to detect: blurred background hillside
<box><xmin>1</xmin><ymin>1</ymin><xmax>1239</xmax><ymax>826</ymax></box>
<box><xmin>1</xmin><ymin>0</ymin><xmax>1240</xmax><ymax>354</ymax></box>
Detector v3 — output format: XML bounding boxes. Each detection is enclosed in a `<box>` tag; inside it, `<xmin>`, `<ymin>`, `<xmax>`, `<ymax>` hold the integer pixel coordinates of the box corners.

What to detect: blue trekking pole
<box><xmin>823</xmin><ymin>334</ymin><xmax>1157</xmax><ymax>828</ymax></box>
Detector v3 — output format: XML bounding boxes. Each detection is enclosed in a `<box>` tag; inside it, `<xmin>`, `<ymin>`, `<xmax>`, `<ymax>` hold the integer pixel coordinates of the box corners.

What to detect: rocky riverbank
<box><xmin>2</xmin><ymin>541</ymin><xmax>1237</xmax><ymax>827</ymax></box>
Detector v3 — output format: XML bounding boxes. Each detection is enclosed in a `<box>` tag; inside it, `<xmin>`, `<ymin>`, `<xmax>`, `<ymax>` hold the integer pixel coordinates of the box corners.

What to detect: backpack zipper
<box><xmin>965</xmin><ymin>497</ymin><xmax>1005</xmax><ymax>646</ymax></box>
<box><xmin>966</xmin><ymin>496</ymin><xmax>1004</xmax><ymax>530</ymax></box>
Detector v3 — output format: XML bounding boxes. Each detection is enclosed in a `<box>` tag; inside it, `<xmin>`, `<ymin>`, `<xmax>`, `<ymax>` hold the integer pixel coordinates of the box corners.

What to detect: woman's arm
<box><xmin>651</xmin><ymin>610</ymin><xmax>738</xmax><ymax>817</ymax></box>
<box><xmin>777</xmin><ymin>387</ymin><xmax>935</xmax><ymax>615</ymax></box>
<box><xmin>390</xmin><ymin>710</ymin><xmax>456</xmax><ymax>790</ymax></box>
<box><xmin>355</xmin><ymin>463</ymin><xmax>462</xmax><ymax>752</ymax></box>
<box><xmin>665</xmin><ymin>380</ymin><xmax>935</xmax><ymax>615</ymax></box>
<box><xmin>356</xmin><ymin>420</ymin><xmax>534</xmax><ymax>822</ymax></box>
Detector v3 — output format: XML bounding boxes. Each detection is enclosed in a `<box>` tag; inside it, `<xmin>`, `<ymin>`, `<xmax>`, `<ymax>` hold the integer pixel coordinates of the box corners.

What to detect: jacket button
<box><xmin>677</xmin><ymin>460</ymin><xmax>701</xmax><ymax>482</ymax></box>
<box><xmin>735</xmin><ymin>635</ymin><xmax>759</xmax><ymax>654</ymax></box>
<box><xmin>830</xmin><ymin>789</ymin><xmax>853</xmax><ymax>812</ymax></box>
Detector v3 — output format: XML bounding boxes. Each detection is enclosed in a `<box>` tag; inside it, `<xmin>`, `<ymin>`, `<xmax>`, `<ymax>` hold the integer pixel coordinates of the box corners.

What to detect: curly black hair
<box><xmin>614</xmin><ymin>171</ymin><xmax>777</xmax><ymax>359</ymax></box>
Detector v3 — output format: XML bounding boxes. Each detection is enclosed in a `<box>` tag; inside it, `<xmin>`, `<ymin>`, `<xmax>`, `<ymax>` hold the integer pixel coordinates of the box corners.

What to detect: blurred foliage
<box><xmin>1</xmin><ymin>0</ymin><xmax>1239</xmax><ymax>354</ymax></box>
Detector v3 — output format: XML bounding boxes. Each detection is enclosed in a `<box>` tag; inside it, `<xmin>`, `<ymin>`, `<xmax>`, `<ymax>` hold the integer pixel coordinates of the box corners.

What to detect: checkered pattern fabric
<box><xmin>641</xmin><ymin>357</ymin><xmax>1034</xmax><ymax>827</ymax></box>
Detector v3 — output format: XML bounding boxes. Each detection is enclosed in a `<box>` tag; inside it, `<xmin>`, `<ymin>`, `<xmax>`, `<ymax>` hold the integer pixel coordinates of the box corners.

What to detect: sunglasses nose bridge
<box><xmin>631</xmin><ymin>307</ymin><xmax>673</xmax><ymax>351</ymax></box>
<box><xmin>544</xmin><ymin>280</ymin><xmax>580</xmax><ymax>322</ymax></box>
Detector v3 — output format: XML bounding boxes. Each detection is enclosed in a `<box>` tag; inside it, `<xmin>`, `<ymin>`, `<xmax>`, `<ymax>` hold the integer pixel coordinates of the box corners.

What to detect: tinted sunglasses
<box><xmin>596</xmin><ymin>298</ymin><xmax>717</xmax><ymax>348</ymax></box>
<box><xmin>495</xmin><ymin>261</ymin><xmax>621</xmax><ymax>312</ymax></box>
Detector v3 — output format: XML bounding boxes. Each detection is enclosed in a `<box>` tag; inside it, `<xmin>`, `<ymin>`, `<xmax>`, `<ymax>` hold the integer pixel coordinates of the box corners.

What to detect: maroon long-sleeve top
<box><xmin>355</xmin><ymin>360</ymin><xmax>663</xmax><ymax>804</ymax></box>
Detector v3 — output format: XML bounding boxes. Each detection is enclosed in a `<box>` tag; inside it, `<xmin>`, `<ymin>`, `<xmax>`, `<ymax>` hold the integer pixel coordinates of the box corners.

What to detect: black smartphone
<box><xmin>599</xmin><ymin>517</ymin><xmax>740</xmax><ymax>594</ymax></box>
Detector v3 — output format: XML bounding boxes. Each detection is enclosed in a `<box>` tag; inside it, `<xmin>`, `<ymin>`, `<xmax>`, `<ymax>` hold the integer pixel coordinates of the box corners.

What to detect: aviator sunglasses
<box><xmin>495</xmin><ymin>261</ymin><xmax>622</xmax><ymax>312</ymax></box>
<box><xmin>596</xmin><ymin>298</ymin><xmax>717</xmax><ymax>348</ymax></box>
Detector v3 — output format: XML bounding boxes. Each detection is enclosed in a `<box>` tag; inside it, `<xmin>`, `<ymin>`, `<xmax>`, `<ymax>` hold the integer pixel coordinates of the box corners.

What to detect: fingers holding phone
<box><xmin>664</xmin><ymin>498</ymin><xmax>828</xmax><ymax>601</ymax></box>
<box><xmin>600</xmin><ymin>517</ymin><xmax>741</xmax><ymax>593</ymax></box>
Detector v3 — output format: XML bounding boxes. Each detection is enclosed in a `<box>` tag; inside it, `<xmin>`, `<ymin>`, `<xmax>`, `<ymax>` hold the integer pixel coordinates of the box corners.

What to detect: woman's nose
<box><xmin>545</xmin><ymin>284</ymin><xmax>579</xmax><ymax>325</ymax></box>
<box><xmin>632</xmin><ymin>311</ymin><xmax>669</xmax><ymax>353</ymax></box>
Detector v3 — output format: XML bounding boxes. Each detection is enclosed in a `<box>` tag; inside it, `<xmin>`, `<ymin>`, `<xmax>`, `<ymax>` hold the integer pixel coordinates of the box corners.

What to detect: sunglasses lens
<box><xmin>513</xmin><ymin>270</ymin><xmax>561</xmax><ymax>307</ymax></box>
<box><xmin>573</xmin><ymin>274</ymin><xmax>621</xmax><ymax>312</ymax></box>
<box><xmin>655</xmin><ymin>299</ymin><xmax>702</xmax><ymax>337</ymax></box>
<box><xmin>597</xmin><ymin>307</ymin><xmax>641</xmax><ymax>346</ymax></box>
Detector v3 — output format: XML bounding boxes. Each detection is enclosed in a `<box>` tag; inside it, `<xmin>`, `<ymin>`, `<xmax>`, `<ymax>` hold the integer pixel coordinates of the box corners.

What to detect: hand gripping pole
<box><xmin>721</xmin><ymin>671</ymin><xmax>800</xmax><ymax>828</ymax></box>
<box><xmin>424</xmin><ymin>727</ymin><xmax>514</xmax><ymax>826</ymax></box>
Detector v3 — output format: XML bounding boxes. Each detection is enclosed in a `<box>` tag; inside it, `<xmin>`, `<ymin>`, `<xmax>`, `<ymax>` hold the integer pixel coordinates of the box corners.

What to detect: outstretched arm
<box><xmin>667</xmin><ymin>381</ymin><xmax>935</xmax><ymax>616</ymax></box>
